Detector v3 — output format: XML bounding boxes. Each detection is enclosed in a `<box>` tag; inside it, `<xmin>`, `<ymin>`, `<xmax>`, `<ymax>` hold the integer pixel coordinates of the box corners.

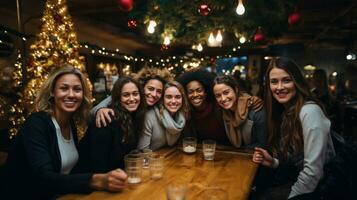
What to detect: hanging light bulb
<box><xmin>163</xmin><ymin>36</ymin><xmax>171</xmax><ymax>45</ymax></box>
<box><xmin>239</xmin><ymin>36</ymin><xmax>246</xmax><ymax>43</ymax></box>
<box><xmin>216</xmin><ymin>30</ymin><xmax>223</xmax><ymax>42</ymax></box>
<box><xmin>147</xmin><ymin>20</ymin><xmax>157</xmax><ymax>34</ymax></box>
<box><xmin>236</xmin><ymin>0</ymin><xmax>245</xmax><ymax>15</ymax></box>
<box><xmin>208</xmin><ymin>32</ymin><xmax>215</xmax><ymax>44</ymax></box>
<box><xmin>197</xmin><ymin>43</ymin><xmax>203</xmax><ymax>52</ymax></box>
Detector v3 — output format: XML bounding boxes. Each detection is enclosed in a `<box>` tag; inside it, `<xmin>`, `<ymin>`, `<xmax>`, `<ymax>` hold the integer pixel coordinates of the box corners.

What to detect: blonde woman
<box><xmin>2</xmin><ymin>65</ymin><xmax>127</xmax><ymax>199</ymax></box>
<box><xmin>138</xmin><ymin>81</ymin><xmax>190</xmax><ymax>150</ymax></box>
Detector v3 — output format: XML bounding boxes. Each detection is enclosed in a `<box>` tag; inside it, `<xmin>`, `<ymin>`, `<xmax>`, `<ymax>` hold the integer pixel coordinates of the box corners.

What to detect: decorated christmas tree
<box><xmin>9</xmin><ymin>0</ymin><xmax>92</xmax><ymax>138</ymax></box>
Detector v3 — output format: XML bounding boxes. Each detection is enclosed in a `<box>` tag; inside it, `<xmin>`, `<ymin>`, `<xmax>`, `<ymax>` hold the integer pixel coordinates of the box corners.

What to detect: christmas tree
<box><xmin>9</xmin><ymin>0</ymin><xmax>92</xmax><ymax>138</ymax></box>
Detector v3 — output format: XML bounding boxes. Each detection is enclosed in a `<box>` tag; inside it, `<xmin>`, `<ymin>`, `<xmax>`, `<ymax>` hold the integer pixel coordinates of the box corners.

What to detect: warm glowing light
<box><xmin>236</xmin><ymin>0</ymin><xmax>245</xmax><ymax>15</ymax></box>
<box><xmin>197</xmin><ymin>43</ymin><xmax>203</xmax><ymax>52</ymax></box>
<box><xmin>239</xmin><ymin>36</ymin><xmax>246</xmax><ymax>43</ymax></box>
<box><xmin>163</xmin><ymin>36</ymin><xmax>171</xmax><ymax>45</ymax></box>
<box><xmin>147</xmin><ymin>20</ymin><xmax>157</xmax><ymax>34</ymax></box>
<box><xmin>216</xmin><ymin>30</ymin><xmax>223</xmax><ymax>42</ymax></box>
<box><xmin>208</xmin><ymin>32</ymin><xmax>215</xmax><ymax>44</ymax></box>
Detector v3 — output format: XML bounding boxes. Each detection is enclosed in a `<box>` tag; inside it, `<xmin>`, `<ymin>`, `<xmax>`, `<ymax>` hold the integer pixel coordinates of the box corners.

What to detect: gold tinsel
<box><xmin>9</xmin><ymin>0</ymin><xmax>92</xmax><ymax>139</ymax></box>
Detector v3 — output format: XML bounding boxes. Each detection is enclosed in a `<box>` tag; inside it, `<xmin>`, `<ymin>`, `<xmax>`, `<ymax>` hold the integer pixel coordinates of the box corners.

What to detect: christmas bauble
<box><xmin>254</xmin><ymin>27</ymin><xmax>265</xmax><ymax>42</ymax></box>
<box><xmin>127</xmin><ymin>19</ymin><xmax>137</xmax><ymax>29</ymax></box>
<box><xmin>118</xmin><ymin>0</ymin><xmax>134</xmax><ymax>12</ymax></box>
<box><xmin>288</xmin><ymin>11</ymin><xmax>302</xmax><ymax>26</ymax></box>
<box><xmin>198</xmin><ymin>3</ymin><xmax>211</xmax><ymax>16</ymax></box>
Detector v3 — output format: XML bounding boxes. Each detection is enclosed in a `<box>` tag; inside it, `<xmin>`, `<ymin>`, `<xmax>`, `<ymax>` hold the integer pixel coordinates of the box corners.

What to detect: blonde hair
<box><xmin>160</xmin><ymin>81</ymin><xmax>190</xmax><ymax>119</ymax></box>
<box><xmin>34</xmin><ymin>65</ymin><xmax>92</xmax><ymax>126</ymax></box>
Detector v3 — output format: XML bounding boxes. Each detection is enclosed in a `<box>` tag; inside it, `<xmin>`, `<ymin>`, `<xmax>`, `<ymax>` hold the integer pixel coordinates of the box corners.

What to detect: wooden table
<box><xmin>59</xmin><ymin>147</ymin><xmax>258</xmax><ymax>200</ymax></box>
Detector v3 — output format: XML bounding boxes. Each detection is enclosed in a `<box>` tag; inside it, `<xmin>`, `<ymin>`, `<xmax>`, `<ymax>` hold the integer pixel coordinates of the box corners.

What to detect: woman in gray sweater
<box><xmin>138</xmin><ymin>81</ymin><xmax>190</xmax><ymax>150</ymax></box>
<box><xmin>252</xmin><ymin>57</ymin><xmax>335</xmax><ymax>199</ymax></box>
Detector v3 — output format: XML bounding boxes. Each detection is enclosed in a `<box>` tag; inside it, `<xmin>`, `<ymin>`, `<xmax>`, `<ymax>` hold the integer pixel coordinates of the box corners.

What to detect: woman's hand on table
<box><xmin>91</xmin><ymin>169</ymin><xmax>128</xmax><ymax>192</ymax></box>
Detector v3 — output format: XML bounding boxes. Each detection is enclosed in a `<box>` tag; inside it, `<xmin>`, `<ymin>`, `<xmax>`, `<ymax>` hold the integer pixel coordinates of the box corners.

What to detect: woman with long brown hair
<box><xmin>78</xmin><ymin>76</ymin><xmax>146</xmax><ymax>172</ymax></box>
<box><xmin>252</xmin><ymin>57</ymin><xmax>336</xmax><ymax>199</ymax></box>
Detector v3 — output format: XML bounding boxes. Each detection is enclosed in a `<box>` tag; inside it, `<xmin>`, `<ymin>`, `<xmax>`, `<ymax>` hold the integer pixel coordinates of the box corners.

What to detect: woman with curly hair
<box><xmin>213</xmin><ymin>75</ymin><xmax>266</xmax><ymax>149</ymax></box>
<box><xmin>91</xmin><ymin>67</ymin><xmax>173</xmax><ymax>128</ymax></box>
<box><xmin>2</xmin><ymin>66</ymin><xmax>129</xmax><ymax>199</ymax></box>
<box><xmin>177</xmin><ymin>70</ymin><xmax>230</xmax><ymax>145</ymax></box>
<box><xmin>252</xmin><ymin>57</ymin><xmax>335</xmax><ymax>199</ymax></box>
<box><xmin>137</xmin><ymin>81</ymin><xmax>190</xmax><ymax>150</ymax></box>
<box><xmin>78</xmin><ymin>76</ymin><xmax>146</xmax><ymax>173</ymax></box>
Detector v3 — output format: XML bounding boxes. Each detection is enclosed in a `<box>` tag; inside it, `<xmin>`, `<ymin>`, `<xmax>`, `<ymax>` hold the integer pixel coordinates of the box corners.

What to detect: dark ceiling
<box><xmin>1</xmin><ymin>0</ymin><xmax>357</xmax><ymax>56</ymax></box>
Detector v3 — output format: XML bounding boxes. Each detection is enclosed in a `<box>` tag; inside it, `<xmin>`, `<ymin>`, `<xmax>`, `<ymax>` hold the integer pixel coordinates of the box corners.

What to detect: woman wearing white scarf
<box><xmin>138</xmin><ymin>81</ymin><xmax>190</xmax><ymax>150</ymax></box>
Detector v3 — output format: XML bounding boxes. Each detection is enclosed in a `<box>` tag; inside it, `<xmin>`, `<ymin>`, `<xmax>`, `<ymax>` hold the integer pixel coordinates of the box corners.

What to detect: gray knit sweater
<box><xmin>288</xmin><ymin>102</ymin><xmax>336</xmax><ymax>198</ymax></box>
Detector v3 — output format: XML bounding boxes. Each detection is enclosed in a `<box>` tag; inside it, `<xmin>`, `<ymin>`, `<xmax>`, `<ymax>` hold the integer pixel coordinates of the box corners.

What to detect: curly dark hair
<box><xmin>110</xmin><ymin>76</ymin><xmax>146</xmax><ymax>144</ymax></box>
<box><xmin>177</xmin><ymin>69</ymin><xmax>216</xmax><ymax>103</ymax></box>
<box><xmin>133</xmin><ymin>67</ymin><xmax>173</xmax><ymax>87</ymax></box>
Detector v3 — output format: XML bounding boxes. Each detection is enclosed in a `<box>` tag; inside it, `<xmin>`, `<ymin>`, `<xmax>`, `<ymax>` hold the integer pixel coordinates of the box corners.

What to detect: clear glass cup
<box><xmin>182</xmin><ymin>137</ymin><xmax>197</xmax><ymax>153</ymax></box>
<box><xmin>166</xmin><ymin>183</ymin><xmax>187</xmax><ymax>200</ymax></box>
<box><xmin>141</xmin><ymin>148</ymin><xmax>153</xmax><ymax>169</ymax></box>
<box><xmin>149</xmin><ymin>153</ymin><xmax>164</xmax><ymax>180</ymax></box>
<box><xmin>202</xmin><ymin>140</ymin><xmax>216</xmax><ymax>161</ymax></box>
<box><xmin>124</xmin><ymin>153</ymin><xmax>143</xmax><ymax>184</ymax></box>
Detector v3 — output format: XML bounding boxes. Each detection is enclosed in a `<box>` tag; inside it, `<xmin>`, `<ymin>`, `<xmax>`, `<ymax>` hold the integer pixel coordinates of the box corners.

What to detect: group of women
<box><xmin>0</xmin><ymin>57</ymin><xmax>335</xmax><ymax>200</ymax></box>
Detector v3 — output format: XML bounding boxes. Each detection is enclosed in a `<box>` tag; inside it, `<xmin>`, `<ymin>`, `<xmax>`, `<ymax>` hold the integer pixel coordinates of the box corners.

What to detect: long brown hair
<box><xmin>110</xmin><ymin>76</ymin><xmax>146</xmax><ymax>144</ymax></box>
<box><xmin>35</xmin><ymin>65</ymin><xmax>92</xmax><ymax>127</ymax></box>
<box><xmin>265</xmin><ymin>57</ymin><xmax>320</xmax><ymax>159</ymax></box>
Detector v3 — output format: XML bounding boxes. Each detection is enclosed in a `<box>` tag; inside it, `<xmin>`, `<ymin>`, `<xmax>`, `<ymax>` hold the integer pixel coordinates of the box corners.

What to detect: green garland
<box><xmin>129</xmin><ymin>0</ymin><xmax>298</xmax><ymax>44</ymax></box>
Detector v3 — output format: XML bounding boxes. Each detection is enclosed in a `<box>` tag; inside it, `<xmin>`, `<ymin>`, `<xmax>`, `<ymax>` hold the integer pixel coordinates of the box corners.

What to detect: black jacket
<box><xmin>1</xmin><ymin>112</ymin><xmax>92</xmax><ymax>200</ymax></box>
<box><xmin>77</xmin><ymin>118</ymin><xmax>136</xmax><ymax>173</ymax></box>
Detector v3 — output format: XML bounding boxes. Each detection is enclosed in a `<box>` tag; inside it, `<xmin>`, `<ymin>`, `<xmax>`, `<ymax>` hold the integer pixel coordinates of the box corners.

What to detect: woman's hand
<box><xmin>252</xmin><ymin>147</ymin><xmax>275</xmax><ymax>168</ymax></box>
<box><xmin>91</xmin><ymin>169</ymin><xmax>128</xmax><ymax>192</ymax></box>
<box><xmin>249</xmin><ymin>96</ymin><xmax>263</xmax><ymax>112</ymax></box>
<box><xmin>96</xmin><ymin>108</ymin><xmax>115</xmax><ymax>128</ymax></box>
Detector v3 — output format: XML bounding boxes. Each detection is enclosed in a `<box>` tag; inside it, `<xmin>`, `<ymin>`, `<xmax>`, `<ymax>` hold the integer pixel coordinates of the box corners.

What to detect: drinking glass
<box><xmin>202</xmin><ymin>140</ymin><xmax>216</xmax><ymax>161</ymax></box>
<box><xmin>182</xmin><ymin>137</ymin><xmax>197</xmax><ymax>153</ymax></box>
<box><xmin>149</xmin><ymin>153</ymin><xmax>164</xmax><ymax>180</ymax></box>
<box><xmin>124</xmin><ymin>153</ymin><xmax>143</xmax><ymax>184</ymax></box>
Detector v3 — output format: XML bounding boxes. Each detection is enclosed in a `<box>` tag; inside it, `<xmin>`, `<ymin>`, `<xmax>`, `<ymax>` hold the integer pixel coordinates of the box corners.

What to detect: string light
<box><xmin>236</xmin><ymin>0</ymin><xmax>245</xmax><ymax>15</ymax></box>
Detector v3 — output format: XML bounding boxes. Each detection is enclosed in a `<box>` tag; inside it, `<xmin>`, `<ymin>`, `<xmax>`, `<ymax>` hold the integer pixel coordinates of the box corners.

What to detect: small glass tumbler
<box><xmin>141</xmin><ymin>148</ymin><xmax>153</xmax><ymax>169</ymax></box>
<box><xmin>166</xmin><ymin>183</ymin><xmax>187</xmax><ymax>200</ymax></box>
<box><xmin>124</xmin><ymin>153</ymin><xmax>143</xmax><ymax>184</ymax></box>
<box><xmin>150</xmin><ymin>153</ymin><xmax>164</xmax><ymax>180</ymax></box>
<box><xmin>202</xmin><ymin>140</ymin><xmax>216</xmax><ymax>161</ymax></box>
<box><xmin>182</xmin><ymin>137</ymin><xmax>197</xmax><ymax>153</ymax></box>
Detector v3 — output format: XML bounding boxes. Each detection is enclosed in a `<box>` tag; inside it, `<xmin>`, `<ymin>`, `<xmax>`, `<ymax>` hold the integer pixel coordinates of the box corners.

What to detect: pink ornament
<box><xmin>118</xmin><ymin>0</ymin><xmax>134</xmax><ymax>12</ymax></box>
<box><xmin>288</xmin><ymin>10</ymin><xmax>302</xmax><ymax>26</ymax></box>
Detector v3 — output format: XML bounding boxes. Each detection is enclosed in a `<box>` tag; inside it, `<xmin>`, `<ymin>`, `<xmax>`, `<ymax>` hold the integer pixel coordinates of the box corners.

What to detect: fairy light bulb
<box><xmin>197</xmin><ymin>43</ymin><xmax>203</xmax><ymax>52</ymax></box>
<box><xmin>236</xmin><ymin>0</ymin><xmax>245</xmax><ymax>15</ymax></box>
<box><xmin>147</xmin><ymin>20</ymin><xmax>157</xmax><ymax>34</ymax></box>
<box><xmin>163</xmin><ymin>36</ymin><xmax>171</xmax><ymax>45</ymax></box>
<box><xmin>216</xmin><ymin>30</ymin><xmax>223</xmax><ymax>42</ymax></box>
<box><xmin>239</xmin><ymin>36</ymin><xmax>246</xmax><ymax>43</ymax></box>
<box><xmin>208</xmin><ymin>32</ymin><xmax>215</xmax><ymax>44</ymax></box>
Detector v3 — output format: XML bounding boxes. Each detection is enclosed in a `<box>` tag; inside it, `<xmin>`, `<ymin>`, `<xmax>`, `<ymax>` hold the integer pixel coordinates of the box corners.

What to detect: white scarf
<box><xmin>154</xmin><ymin>107</ymin><xmax>186</xmax><ymax>146</ymax></box>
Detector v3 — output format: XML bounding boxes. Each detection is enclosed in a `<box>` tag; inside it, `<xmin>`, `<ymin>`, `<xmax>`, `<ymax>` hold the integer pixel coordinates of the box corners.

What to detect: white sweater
<box><xmin>288</xmin><ymin>103</ymin><xmax>336</xmax><ymax>198</ymax></box>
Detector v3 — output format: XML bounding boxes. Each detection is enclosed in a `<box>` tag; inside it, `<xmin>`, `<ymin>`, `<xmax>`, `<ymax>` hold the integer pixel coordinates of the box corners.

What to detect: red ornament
<box><xmin>118</xmin><ymin>0</ymin><xmax>134</xmax><ymax>12</ymax></box>
<box><xmin>198</xmin><ymin>3</ymin><xmax>211</xmax><ymax>16</ymax></box>
<box><xmin>160</xmin><ymin>44</ymin><xmax>169</xmax><ymax>51</ymax></box>
<box><xmin>288</xmin><ymin>10</ymin><xmax>302</xmax><ymax>26</ymax></box>
<box><xmin>127</xmin><ymin>19</ymin><xmax>137</xmax><ymax>29</ymax></box>
<box><xmin>254</xmin><ymin>27</ymin><xmax>265</xmax><ymax>42</ymax></box>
